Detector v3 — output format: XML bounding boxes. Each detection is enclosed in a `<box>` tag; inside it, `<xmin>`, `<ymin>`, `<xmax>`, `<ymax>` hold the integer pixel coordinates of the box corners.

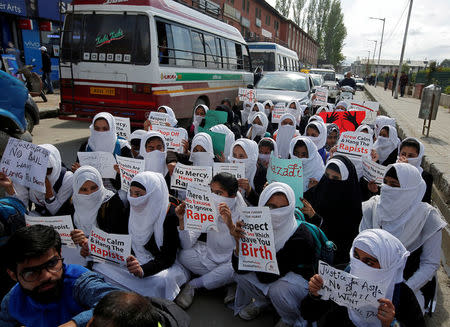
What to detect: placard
<box><xmin>213</xmin><ymin>162</ymin><xmax>245</xmax><ymax>179</ymax></box>
<box><xmin>150</xmin><ymin>125</ymin><xmax>187</xmax><ymax>153</ymax></box>
<box><xmin>0</xmin><ymin>138</ymin><xmax>49</xmax><ymax>192</ymax></box>
<box><xmin>148</xmin><ymin>111</ymin><xmax>170</xmax><ymax>126</ymax></box>
<box><xmin>184</xmin><ymin>184</ymin><xmax>218</xmax><ymax>232</ymax></box>
<box><xmin>362</xmin><ymin>156</ymin><xmax>387</xmax><ymax>185</ymax></box>
<box><xmin>116</xmin><ymin>155</ymin><xmax>145</xmax><ymax>192</ymax></box>
<box><xmin>318</xmin><ymin>261</ymin><xmax>386</xmax><ymax>324</ymax></box>
<box><xmin>171</xmin><ymin>163</ymin><xmax>212</xmax><ymax>191</ymax></box>
<box><xmin>238</xmin><ymin>207</ymin><xmax>279</xmax><ymax>275</ymax></box>
<box><xmin>313</xmin><ymin>87</ymin><xmax>328</xmax><ymax>106</ymax></box>
<box><xmin>77</xmin><ymin>151</ymin><xmax>117</xmax><ymax>179</ymax></box>
<box><xmin>88</xmin><ymin>226</ymin><xmax>131</xmax><ymax>266</ymax></box>
<box><xmin>238</xmin><ymin>87</ymin><xmax>257</xmax><ymax>102</ymax></box>
<box><xmin>266</xmin><ymin>154</ymin><xmax>303</xmax><ymax>208</ymax></box>
<box><xmin>197</xmin><ymin>129</ymin><xmax>226</xmax><ymax>156</ymax></box>
<box><xmin>202</xmin><ymin>110</ymin><xmax>228</xmax><ymax>130</ymax></box>
<box><xmin>350</xmin><ymin>101</ymin><xmax>379</xmax><ymax>125</ymax></box>
<box><xmin>114</xmin><ymin>116</ymin><xmax>131</xmax><ymax>140</ymax></box>
<box><xmin>271</xmin><ymin>102</ymin><xmax>287</xmax><ymax>124</ymax></box>
<box><xmin>319</xmin><ymin>111</ymin><xmax>367</xmax><ymax>132</ymax></box>
<box><xmin>25</xmin><ymin>214</ymin><xmax>75</xmax><ymax>248</ymax></box>
<box><xmin>336</xmin><ymin>132</ymin><xmax>373</xmax><ymax>158</ymax></box>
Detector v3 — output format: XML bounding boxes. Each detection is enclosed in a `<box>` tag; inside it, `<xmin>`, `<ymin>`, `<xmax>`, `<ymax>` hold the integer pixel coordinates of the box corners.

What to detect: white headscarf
<box><xmin>373</xmin><ymin>125</ymin><xmax>399</xmax><ymax>164</ymax></box>
<box><xmin>316</xmin><ymin>106</ymin><xmax>329</xmax><ymax>114</ymax></box>
<box><xmin>248</xmin><ymin>102</ymin><xmax>264</xmax><ymax>124</ymax></box>
<box><xmin>356</xmin><ymin>124</ymin><xmax>374</xmax><ymax>136</ymax></box>
<box><xmin>276</xmin><ymin>113</ymin><xmax>298</xmax><ymax>159</ymax></box>
<box><xmin>246</xmin><ymin>112</ymin><xmax>268</xmax><ymax>140</ymax></box>
<box><xmin>262</xmin><ymin>100</ymin><xmax>274</xmax><ymax>116</ymax></box>
<box><xmin>128</xmin><ymin>172</ymin><xmax>169</xmax><ymax>264</ymax></box>
<box><xmin>258</xmin><ymin>182</ymin><xmax>298</xmax><ymax>251</ymax></box>
<box><xmin>397</xmin><ymin>137</ymin><xmax>424</xmax><ymax>173</ymax></box>
<box><xmin>326</xmin><ymin>158</ymin><xmax>349</xmax><ymax>180</ymax></box>
<box><xmin>72</xmin><ymin>166</ymin><xmax>114</xmax><ymax>235</ymax></box>
<box><xmin>241</xmin><ymin>101</ymin><xmax>253</xmax><ymax>124</ymax></box>
<box><xmin>210</xmin><ymin>124</ymin><xmax>235</xmax><ymax>160</ymax></box>
<box><xmin>348</xmin><ymin>229</ymin><xmax>410</xmax><ymax>327</ymax></box>
<box><xmin>139</xmin><ymin>131</ymin><xmax>168</xmax><ymax>176</ymax></box>
<box><xmin>192</xmin><ymin>104</ymin><xmax>209</xmax><ymax>135</ymax></box>
<box><xmin>158</xmin><ymin>105</ymin><xmax>178</xmax><ymax>126</ymax></box>
<box><xmin>130</xmin><ymin>129</ymin><xmax>147</xmax><ymax>143</ymax></box>
<box><xmin>189</xmin><ymin>132</ymin><xmax>215</xmax><ymax>166</ymax></box>
<box><xmin>87</xmin><ymin>112</ymin><xmax>118</xmax><ymax>153</ymax></box>
<box><xmin>289</xmin><ymin>136</ymin><xmax>325</xmax><ymax>191</ymax></box>
<box><xmin>258</xmin><ymin>137</ymin><xmax>278</xmax><ymax>167</ymax></box>
<box><xmin>287</xmin><ymin>100</ymin><xmax>302</xmax><ymax>125</ymax></box>
<box><xmin>229</xmin><ymin>138</ymin><xmax>258</xmax><ymax>189</ymax></box>
<box><xmin>305</xmin><ymin>120</ymin><xmax>327</xmax><ymax>150</ymax></box>
<box><xmin>334</xmin><ymin>101</ymin><xmax>348</xmax><ymax>111</ymax></box>
<box><xmin>375</xmin><ymin>115</ymin><xmax>396</xmax><ymax>136</ymax></box>
<box><xmin>307</xmin><ymin>115</ymin><xmax>324</xmax><ymax>125</ymax></box>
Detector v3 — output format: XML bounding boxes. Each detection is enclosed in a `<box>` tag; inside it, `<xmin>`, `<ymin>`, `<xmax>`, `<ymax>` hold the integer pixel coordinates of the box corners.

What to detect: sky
<box><xmin>265</xmin><ymin>0</ymin><xmax>450</xmax><ymax>65</ymax></box>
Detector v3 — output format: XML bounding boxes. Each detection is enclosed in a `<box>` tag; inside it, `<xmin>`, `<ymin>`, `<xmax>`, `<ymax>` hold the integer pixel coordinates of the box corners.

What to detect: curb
<box><xmin>39</xmin><ymin>108</ymin><xmax>59</xmax><ymax>120</ymax></box>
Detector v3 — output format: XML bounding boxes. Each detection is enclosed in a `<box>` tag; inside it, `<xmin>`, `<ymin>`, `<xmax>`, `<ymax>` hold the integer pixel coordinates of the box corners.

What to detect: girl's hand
<box><xmin>367</xmin><ymin>181</ymin><xmax>379</xmax><ymax>193</ymax></box>
<box><xmin>143</xmin><ymin>119</ymin><xmax>151</xmax><ymax>131</ymax></box>
<box><xmin>216</xmin><ymin>152</ymin><xmax>226</xmax><ymax>163</ymax></box>
<box><xmin>377</xmin><ymin>298</ymin><xmax>395</xmax><ymax>327</ymax></box>
<box><xmin>175</xmin><ymin>202</ymin><xmax>186</xmax><ymax>230</ymax></box>
<box><xmin>126</xmin><ymin>255</ymin><xmax>144</xmax><ymax>278</ymax></box>
<box><xmin>71</xmin><ymin>162</ymin><xmax>81</xmax><ymax>173</ymax></box>
<box><xmin>238</xmin><ymin>178</ymin><xmax>251</xmax><ymax>194</ymax></box>
<box><xmin>308</xmin><ymin>274</ymin><xmax>324</xmax><ymax>297</ymax></box>
<box><xmin>70</xmin><ymin>229</ymin><xmax>86</xmax><ymax>245</ymax></box>
<box><xmin>371</xmin><ymin>149</ymin><xmax>379</xmax><ymax>162</ymax></box>
<box><xmin>300</xmin><ymin>198</ymin><xmax>316</xmax><ymax>218</ymax></box>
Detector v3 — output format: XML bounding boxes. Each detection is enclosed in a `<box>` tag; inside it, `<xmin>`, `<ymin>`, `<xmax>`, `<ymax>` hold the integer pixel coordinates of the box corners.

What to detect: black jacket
<box><xmin>339</xmin><ymin>78</ymin><xmax>356</xmax><ymax>90</ymax></box>
<box><xmin>41</xmin><ymin>52</ymin><xmax>52</xmax><ymax>73</ymax></box>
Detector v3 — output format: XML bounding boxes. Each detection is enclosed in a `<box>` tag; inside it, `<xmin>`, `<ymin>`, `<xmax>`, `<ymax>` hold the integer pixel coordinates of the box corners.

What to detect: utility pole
<box><xmin>368</xmin><ymin>40</ymin><xmax>377</xmax><ymax>72</ymax></box>
<box><xmin>394</xmin><ymin>0</ymin><xmax>413</xmax><ymax>99</ymax></box>
<box><xmin>370</xmin><ymin>17</ymin><xmax>386</xmax><ymax>88</ymax></box>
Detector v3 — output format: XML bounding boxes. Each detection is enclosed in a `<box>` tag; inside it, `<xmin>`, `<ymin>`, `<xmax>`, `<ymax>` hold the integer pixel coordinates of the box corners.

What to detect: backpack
<box><xmin>294</xmin><ymin>208</ymin><xmax>336</xmax><ymax>267</ymax></box>
<box><xmin>149</xmin><ymin>297</ymin><xmax>191</xmax><ymax>327</ymax></box>
<box><xmin>0</xmin><ymin>197</ymin><xmax>27</xmax><ymax>247</ymax></box>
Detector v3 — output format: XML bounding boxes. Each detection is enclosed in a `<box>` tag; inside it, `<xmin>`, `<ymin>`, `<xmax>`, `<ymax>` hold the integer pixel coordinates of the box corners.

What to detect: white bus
<box><xmin>247</xmin><ymin>42</ymin><xmax>299</xmax><ymax>72</ymax></box>
<box><xmin>59</xmin><ymin>0</ymin><xmax>253</xmax><ymax>125</ymax></box>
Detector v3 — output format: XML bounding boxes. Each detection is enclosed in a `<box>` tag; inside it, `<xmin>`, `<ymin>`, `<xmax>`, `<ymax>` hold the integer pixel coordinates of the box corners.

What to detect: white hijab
<box><xmin>241</xmin><ymin>101</ymin><xmax>253</xmax><ymax>124</ymax></box>
<box><xmin>289</xmin><ymin>136</ymin><xmax>325</xmax><ymax>191</ymax></box>
<box><xmin>356</xmin><ymin>124</ymin><xmax>374</xmax><ymax>136</ymax></box>
<box><xmin>287</xmin><ymin>100</ymin><xmax>302</xmax><ymax>125</ymax></box>
<box><xmin>373</xmin><ymin>125</ymin><xmax>399</xmax><ymax>164</ymax></box>
<box><xmin>158</xmin><ymin>105</ymin><xmax>178</xmax><ymax>126</ymax></box>
<box><xmin>72</xmin><ymin>166</ymin><xmax>114</xmax><ymax>235</ymax></box>
<box><xmin>192</xmin><ymin>104</ymin><xmax>209</xmax><ymax>135</ymax></box>
<box><xmin>139</xmin><ymin>131</ymin><xmax>168</xmax><ymax>176</ymax></box>
<box><xmin>128</xmin><ymin>172</ymin><xmax>169</xmax><ymax>264</ymax></box>
<box><xmin>262</xmin><ymin>100</ymin><xmax>274</xmax><ymax>116</ymax></box>
<box><xmin>397</xmin><ymin>137</ymin><xmax>424</xmax><ymax>173</ymax></box>
<box><xmin>375</xmin><ymin>115</ymin><xmax>396</xmax><ymax>136</ymax></box>
<box><xmin>246</xmin><ymin>112</ymin><xmax>268</xmax><ymax>140</ymax></box>
<box><xmin>189</xmin><ymin>132</ymin><xmax>215</xmax><ymax>166</ymax></box>
<box><xmin>307</xmin><ymin>115</ymin><xmax>324</xmax><ymax>125</ymax></box>
<box><xmin>304</xmin><ymin>120</ymin><xmax>327</xmax><ymax>151</ymax></box>
<box><xmin>87</xmin><ymin>112</ymin><xmax>118</xmax><ymax>153</ymax></box>
<box><xmin>210</xmin><ymin>124</ymin><xmax>235</xmax><ymax>160</ymax></box>
<box><xmin>229</xmin><ymin>138</ymin><xmax>258</xmax><ymax>189</ymax></box>
<box><xmin>348</xmin><ymin>229</ymin><xmax>410</xmax><ymax>327</ymax></box>
<box><xmin>248</xmin><ymin>102</ymin><xmax>264</xmax><ymax>124</ymax></box>
<box><xmin>258</xmin><ymin>182</ymin><xmax>298</xmax><ymax>251</ymax></box>
<box><xmin>130</xmin><ymin>129</ymin><xmax>147</xmax><ymax>143</ymax></box>
<box><xmin>276</xmin><ymin>113</ymin><xmax>298</xmax><ymax>159</ymax></box>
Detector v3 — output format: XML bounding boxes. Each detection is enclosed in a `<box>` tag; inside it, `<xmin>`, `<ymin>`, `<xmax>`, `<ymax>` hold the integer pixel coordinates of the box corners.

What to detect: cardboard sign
<box><xmin>318</xmin><ymin>261</ymin><xmax>386</xmax><ymax>324</ymax></box>
<box><xmin>337</xmin><ymin>132</ymin><xmax>373</xmax><ymax>158</ymax></box>
<box><xmin>0</xmin><ymin>138</ymin><xmax>49</xmax><ymax>193</ymax></box>
<box><xmin>116</xmin><ymin>155</ymin><xmax>145</xmax><ymax>192</ymax></box>
<box><xmin>25</xmin><ymin>215</ymin><xmax>75</xmax><ymax>248</ymax></box>
<box><xmin>349</xmin><ymin>101</ymin><xmax>379</xmax><ymax>125</ymax></box>
<box><xmin>184</xmin><ymin>184</ymin><xmax>218</xmax><ymax>232</ymax></box>
<box><xmin>213</xmin><ymin>162</ymin><xmax>245</xmax><ymax>179</ymax></box>
<box><xmin>202</xmin><ymin>110</ymin><xmax>228</xmax><ymax>130</ymax></box>
<box><xmin>319</xmin><ymin>111</ymin><xmax>367</xmax><ymax>132</ymax></box>
<box><xmin>114</xmin><ymin>116</ymin><xmax>131</xmax><ymax>140</ymax></box>
<box><xmin>239</xmin><ymin>88</ymin><xmax>257</xmax><ymax>102</ymax></box>
<box><xmin>171</xmin><ymin>163</ymin><xmax>212</xmax><ymax>191</ymax></box>
<box><xmin>266</xmin><ymin>154</ymin><xmax>303</xmax><ymax>208</ymax></box>
<box><xmin>313</xmin><ymin>87</ymin><xmax>328</xmax><ymax>106</ymax></box>
<box><xmin>197</xmin><ymin>129</ymin><xmax>226</xmax><ymax>156</ymax></box>
<box><xmin>149</xmin><ymin>111</ymin><xmax>170</xmax><ymax>126</ymax></box>
<box><xmin>238</xmin><ymin>207</ymin><xmax>279</xmax><ymax>275</ymax></box>
<box><xmin>362</xmin><ymin>156</ymin><xmax>387</xmax><ymax>185</ymax></box>
<box><xmin>151</xmin><ymin>125</ymin><xmax>188</xmax><ymax>153</ymax></box>
<box><xmin>271</xmin><ymin>102</ymin><xmax>287</xmax><ymax>124</ymax></box>
<box><xmin>77</xmin><ymin>151</ymin><xmax>117</xmax><ymax>179</ymax></box>
<box><xmin>88</xmin><ymin>226</ymin><xmax>131</xmax><ymax>266</ymax></box>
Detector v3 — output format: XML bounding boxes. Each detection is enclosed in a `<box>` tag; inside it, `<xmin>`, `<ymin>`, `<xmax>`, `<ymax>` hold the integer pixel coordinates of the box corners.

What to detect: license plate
<box><xmin>90</xmin><ymin>87</ymin><xmax>115</xmax><ymax>96</ymax></box>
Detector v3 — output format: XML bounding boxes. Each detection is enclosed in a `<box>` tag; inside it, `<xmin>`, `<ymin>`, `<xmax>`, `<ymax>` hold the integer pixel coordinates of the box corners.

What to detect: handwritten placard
<box><xmin>238</xmin><ymin>88</ymin><xmax>257</xmax><ymax>102</ymax></box>
<box><xmin>114</xmin><ymin>116</ymin><xmax>131</xmax><ymax>140</ymax></box>
<box><xmin>88</xmin><ymin>226</ymin><xmax>131</xmax><ymax>266</ymax></box>
<box><xmin>116</xmin><ymin>155</ymin><xmax>145</xmax><ymax>192</ymax></box>
<box><xmin>151</xmin><ymin>125</ymin><xmax>188</xmax><ymax>153</ymax></box>
<box><xmin>337</xmin><ymin>132</ymin><xmax>373</xmax><ymax>158</ymax></box>
<box><xmin>77</xmin><ymin>151</ymin><xmax>117</xmax><ymax>179</ymax></box>
<box><xmin>213</xmin><ymin>162</ymin><xmax>245</xmax><ymax>179</ymax></box>
<box><xmin>0</xmin><ymin>138</ymin><xmax>50</xmax><ymax>192</ymax></box>
<box><xmin>171</xmin><ymin>163</ymin><xmax>212</xmax><ymax>191</ymax></box>
<box><xmin>313</xmin><ymin>87</ymin><xmax>328</xmax><ymax>106</ymax></box>
<box><xmin>184</xmin><ymin>184</ymin><xmax>218</xmax><ymax>232</ymax></box>
<box><xmin>25</xmin><ymin>215</ymin><xmax>75</xmax><ymax>248</ymax></box>
<box><xmin>149</xmin><ymin>111</ymin><xmax>170</xmax><ymax>126</ymax></box>
<box><xmin>239</xmin><ymin>207</ymin><xmax>279</xmax><ymax>275</ymax></box>
<box><xmin>271</xmin><ymin>102</ymin><xmax>287</xmax><ymax>124</ymax></box>
<box><xmin>362</xmin><ymin>156</ymin><xmax>387</xmax><ymax>185</ymax></box>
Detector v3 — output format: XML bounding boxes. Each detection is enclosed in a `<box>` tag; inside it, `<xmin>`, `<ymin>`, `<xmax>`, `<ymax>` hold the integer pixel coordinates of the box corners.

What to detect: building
<box><xmin>351</xmin><ymin>58</ymin><xmax>427</xmax><ymax>77</ymax></box>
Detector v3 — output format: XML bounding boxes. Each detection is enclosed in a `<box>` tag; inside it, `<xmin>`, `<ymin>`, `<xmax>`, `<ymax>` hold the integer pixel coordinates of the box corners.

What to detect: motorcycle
<box><xmin>337</xmin><ymin>85</ymin><xmax>355</xmax><ymax>102</ymax></box>
<box><xmin>16</xmin><ymin>64</ymin><xmax>47</xmax><ymax>103</ymax></box>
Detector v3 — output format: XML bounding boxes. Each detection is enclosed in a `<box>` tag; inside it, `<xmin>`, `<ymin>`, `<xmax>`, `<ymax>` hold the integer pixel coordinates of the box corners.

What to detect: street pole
<box><xmin>394</xmin><ymin>0</ymin><xmax>413</xmax><ymax>99</ymax></box>
<box><xmin>370</xmin><ymin>17</ymin><xmax>386</xmax><ymax>88</ymax></box>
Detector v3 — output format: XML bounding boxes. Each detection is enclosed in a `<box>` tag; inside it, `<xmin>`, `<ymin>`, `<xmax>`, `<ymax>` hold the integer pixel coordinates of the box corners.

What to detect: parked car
<box><xmin>310</xmin><ymin>74</ymin><xmax>324</xmax><ymax>90</ymax></box>
<box><xmin>309</xmin><ymin>68</ymin><xmax>340</xmax><ymax>103</ymax></box>
<box><xmin>355</xmin><ymin>78</ymin><xmax>365</xmax><ymax>91</ymax></box>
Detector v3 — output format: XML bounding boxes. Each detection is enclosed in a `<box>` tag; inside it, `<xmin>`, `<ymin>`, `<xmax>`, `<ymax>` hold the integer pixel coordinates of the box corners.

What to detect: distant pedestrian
<box><xmin>39</xmin><ymin>46</ymin><xmax>54</xmax><ymax>94</ymax></box>
<box><xmin>400</xmin><ymin>71</ymin><xmax>408</xmax><ymax>97</ymax></box>
<box><xmin>384</xmin><ymin>72</ymin><xmax>390</xmax><ymax>91</ymax></box>
<box><xmin>391</xmin><ymin>71</ymin><xmax>398</xmax><ymax>96</ymax></box>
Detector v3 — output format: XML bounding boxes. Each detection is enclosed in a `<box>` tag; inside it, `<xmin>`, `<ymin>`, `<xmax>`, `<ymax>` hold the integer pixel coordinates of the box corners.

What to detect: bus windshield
<box><xmin>250</xmin><ymin>52</ymin><xmax>275</xmax><ymax>71</ymax></box>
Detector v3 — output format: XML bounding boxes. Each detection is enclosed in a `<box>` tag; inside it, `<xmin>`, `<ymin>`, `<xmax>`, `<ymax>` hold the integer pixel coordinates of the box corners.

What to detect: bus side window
<box><xmin>156</xmin><ymin>21</ymin><xmax>172</xmax><ymax>65</ymax></box>
<box><xmin>283</xmin><ymin>56</ymin><xmax>287</xmax><ymax>71</ymax></box>
<box><xmin>62</xmin><ymin>14</ymin><xmax>82</xmax><ymax>62</ymax></box>
<box><xmin>235</xmin><ymin>43</ymin><xmax>243</xmax><ymax>70</ymax></box>
<box><xmin>226</xmin><ymin>40</ymin><xmax>237</xmax><ymax>70</ymax></box>
<box><xmin>278</xmin><ymin>54</ymin><xmax>282</xmax><ymax>70</ymax></box>
<box><xmin>219</xmin><ymin>38</ymin><xmax>228</xmax><ymax>69</ymax></box>
<box><xmin>204</xmin><ymin>34</ymin><xmax>219</xmax><ymax>68</ymax></box>
<box><xmin>171</xmin><ymin>25</ymin><xmax>193</xmax><ymax>67</ymax></box>
<box><xmin>192</xmin><ymin>31</ymin><xmax>206</xmax><ymax>68</ymax></box>
<box><xmin>242</xmin><ymin>44</ymin><xmax>251</xmax><ymax>72</ymax></box>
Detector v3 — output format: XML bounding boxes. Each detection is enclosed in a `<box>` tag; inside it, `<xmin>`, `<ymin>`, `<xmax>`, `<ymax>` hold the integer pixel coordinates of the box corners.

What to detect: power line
<box><xmin>383</xmin><ymin>0</ymin><xmax>409</xmax><ymax>46</ymax></box>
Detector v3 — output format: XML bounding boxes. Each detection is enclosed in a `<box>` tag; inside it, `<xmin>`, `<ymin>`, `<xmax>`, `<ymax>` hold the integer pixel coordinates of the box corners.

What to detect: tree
<box><xmin>292</xmin><ymin>0</ymin><xmax>307</xmax><ymax>27</ymax></box>
<box><xmin>314</xmin><ymin>0</ymin><xmax>331</xmax><ymax>60</ymax></box>
<box><xmin>305</xmin><ymin>0</ymin><xmax>317</xmax><ymax>36</ymax></box>
<box><xmin>323</xmin><ymin>0</ymin><xmax>347</xmax><ymax>68</ymax></box>
<box><xmin>275</xmin><ymin>0</ymin><xmax>292</xmax><ymax>18</ymax></box>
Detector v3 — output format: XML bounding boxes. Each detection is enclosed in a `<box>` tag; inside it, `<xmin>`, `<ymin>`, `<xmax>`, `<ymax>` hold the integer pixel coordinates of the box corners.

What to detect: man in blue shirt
<box><xmin>0</xmin><ymin>225</ymin><xmax>119</xmax><ymax>327</ymax></box>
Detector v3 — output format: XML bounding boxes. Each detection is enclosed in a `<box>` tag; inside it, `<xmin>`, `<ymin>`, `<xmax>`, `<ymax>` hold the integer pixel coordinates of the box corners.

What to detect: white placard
<box><xmin>238</xmin><ymin>207</ymin><xmax>279</xmax><ymax>275</ymax></box>
<box><xmin>362</xmin><ymin>155</ymin><xmax>387</xmax><ymax>185</ymax></box>
<box><xmin>184</xmin><ymin>184</ymin><xmax>218</xmax><ymax>232</ymax></box>
<box><xmin>116</xmin><ymin>155</ymin><xmax>145</xmax><ymax>192</ymax></box>
<box><xmin>350</xmin><ymin>101</ymin><xmax>379</xmax><ymax>125</ymax></box>
<box><xmin>271</xmin><ymin>102</ymin><xmax>287</xmax><ymax>124</ymax></box>
<box><xmin>171</xmin><ymin>163</ymin><xmax>212</xmax><ymax>191</ymax></box>
<box><xmin>77</xmin><ymin>151</ymin><xmax>117</xmax><ymax>179</ymax></box>
<box><xmin>25</xmin><ymin>214</ymin><xmax>75</xmax><ymax>248</ymax></box>
<box><xmin>0</xmin><ymin>138</ymin><xmax>50</xmax><ymax>193</ymax></box>
<box><xmin>238</xmin><ymin>88</ymin><xmax>257</xmax><ymax>102</ymax></box>
<box><xmin>313</xmin><ymin>87</ymin><xmax>328</xmax><ymax>105</ymax></box>
<box><xmin>149</xmin><ymin>112</ymin><xmax>170</xmax><ymax>126</ymax></box>
<box><xmin>151</xmin><ymin>125</ymin><xmax>188</xmax><ymax>153</ymax></box>
<box><xmin>114</xmin><ymin>116</ymin><xmax>131</xmax><ymax>140</ymax></box>
<box><xmin>213</xmin><ymin>162</ymin><xmax>245</xmax><ymax>179</ymax></box>
<box><xmin>88</xmin><ymin>226</ymin><xmax>131</xmax><ymax>266</ymax></box>
<box><xmin>336</xmin><ymin>131</ymin><xmax>373</xmax><ymax>158</ymax></box>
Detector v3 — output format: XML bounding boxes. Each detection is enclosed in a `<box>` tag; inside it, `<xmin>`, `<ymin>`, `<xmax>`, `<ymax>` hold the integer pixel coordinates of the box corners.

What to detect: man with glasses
<box><xmin>0</xmin><ymin>225</ymin><xmax>119</xmax><ymax>327</ymax></box>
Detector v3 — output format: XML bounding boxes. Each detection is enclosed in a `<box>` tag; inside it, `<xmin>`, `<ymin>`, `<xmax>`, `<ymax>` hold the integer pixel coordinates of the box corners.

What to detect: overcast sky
<box><xmin>265</xmin><ymin>0</ymin><xmax>450</xmax><ymax>64</ymax></box>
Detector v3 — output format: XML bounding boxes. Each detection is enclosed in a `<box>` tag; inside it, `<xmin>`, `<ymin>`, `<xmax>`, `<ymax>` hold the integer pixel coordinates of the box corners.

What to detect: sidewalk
<box><xmin>34</xmin><ymin>91</ymin><xmax>60</xmax><ymax>119</ymax></box>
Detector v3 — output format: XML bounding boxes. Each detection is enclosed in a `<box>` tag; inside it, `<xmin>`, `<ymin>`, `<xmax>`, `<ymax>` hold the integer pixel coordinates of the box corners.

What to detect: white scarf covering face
<box><xmin>127</xmin><ymin>172</ymin><xmax>169</xmax><ymax>264</ymax></box>
<box><xmin>248</xmin><ymin>102</ymin><xmax>264</xmax><ymax>124</ymax></box>
<box><xmin>87</xmin><ymin>112</ymin><xmax>118</xmax><ymax>153</ymax></box>
<box><xmin>289</xmin><ymin>136</ymin><xmax>325</xmax><ymax>191</ymax></box>
<box><xmin>375</xmin><ymin>115</ymin><xmax>396</xmax><ymax>136</ymax></box>
<box><xmin>304</xmin><ymin>120</ymin><xmax>327</xmax><ymax>150</ymax></box>
<box><xmin>72</xmin><ymin>165</ymin><xmax>114</xmax><ymax>236</ymax></box>
<box><xmin>258</xmin><ymin>182</ymin><xmax>298</xmax><ymax>251</ymax></box>
<box><xmin>139</xmin><ymin>132</ymin><xmax>168</xmax><ymax>176</ymax></box>
<box><xmin>373</xmin><ymin>125</ymin><xmax>399</xmax><ymax>164</ymax></box>
<box><xmin>276</xmin><ymin>113</ymin><xmax>298</xmax><ymax>159</ymax></box>
<box><xmin>287</xmin><ymin>100</ymin><xmax>302</xmax><ymax>125</ymax></box>
<box><xmin>348</xmin><ymin>229</ymin><xmax>410</xmax><ymax>327</ymax></box>
<box><xmin>189</xmin><ymin>132</ymin><xmax>215</xmax><ymax>166</ymax></box>
<box><xmin>130</xmin><ymin>129</ymin><xmax>147</xmax><ymax>143</ymax></box>
<box><xmin>210</xmin><ymin>124</ymin><xmax>235</xmax><ymax>160</ymax></box>
<box><xmin>397</xmin><ymin>137</ymin><xmax>424</xmax><ymax>173</ymax></box>
<box><xmin>192</xmin><ymin>104</ymin><xmax>208</xmax><ymax>135</ymax></box>
<box><xmin>228</xmin><ymin>138</ymin><xmax>258</xmax><ymax>189</ymax></box>
<box><xmin>241</xmin><ymin>101</ymin><xmax>253</xmax><ymax>124</ymax></box>
<box><xmin>246</xmin><ymin>112</ymin><xmax>268</xmax><ymax>140</ymax></box>
<box><xmin>262</xmin><ymin>100</ymin><xmax>273</xmax><ymax>116</ymax></box>
<box><xmin>334</xmin><ymin>101</ymin><xmax>349</xmax><ymax>111</ymax></box>
<box><xmin>158</xmin><ymin>105</ymin><xmax>178</xmax><ymax>126</ymax></box>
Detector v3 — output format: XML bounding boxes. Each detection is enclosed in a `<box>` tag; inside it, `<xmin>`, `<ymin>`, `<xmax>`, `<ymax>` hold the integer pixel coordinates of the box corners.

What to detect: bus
<box><xmin>59</xmin><ymin>0</ymin><xmax>253</xmax><ymax>125</ymax></box>
<box><xmin>247</xmin><ymin>42</ymin><xmax>299</xmax><ymax>72</ymax></box>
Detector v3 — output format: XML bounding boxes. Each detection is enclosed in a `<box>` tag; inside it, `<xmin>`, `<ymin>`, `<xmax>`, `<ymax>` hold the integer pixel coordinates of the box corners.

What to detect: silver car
<box><xmin>254</xmin><ymin>72</ymin><xmax>313</xmax><ymax>105</ymax></box>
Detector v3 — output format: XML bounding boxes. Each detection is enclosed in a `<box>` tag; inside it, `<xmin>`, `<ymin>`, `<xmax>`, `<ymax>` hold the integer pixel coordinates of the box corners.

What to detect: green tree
<box><xmin>292</xmin><ymin>0</ymin><xmax>307</xmax><ymax>27</ymax></box>
<box><xmin>323</xmin><ymin>0</ymin><xmax>346</xmax><ymax>68</ymax></box>
<box><xmin>314</xmin><ymin>0</ymin><xmax>331</xmax><ymax>60</ymax></box>
<box><xmin>275</xmin><ymin>0</ymin><xmax>292</xmax><ymax>17</ymax></box>
<box><xmin>305</xmin><ymin>0</ymin><xmax>317</xmax><ymax>36</ymax></box>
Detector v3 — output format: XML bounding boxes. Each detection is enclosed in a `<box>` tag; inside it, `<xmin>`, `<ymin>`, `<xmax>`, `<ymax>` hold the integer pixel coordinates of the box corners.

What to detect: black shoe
<box><xmin>47</xmin><ymin>91</ymin><xmax>54</xmax><ymax>94</ymax></box>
